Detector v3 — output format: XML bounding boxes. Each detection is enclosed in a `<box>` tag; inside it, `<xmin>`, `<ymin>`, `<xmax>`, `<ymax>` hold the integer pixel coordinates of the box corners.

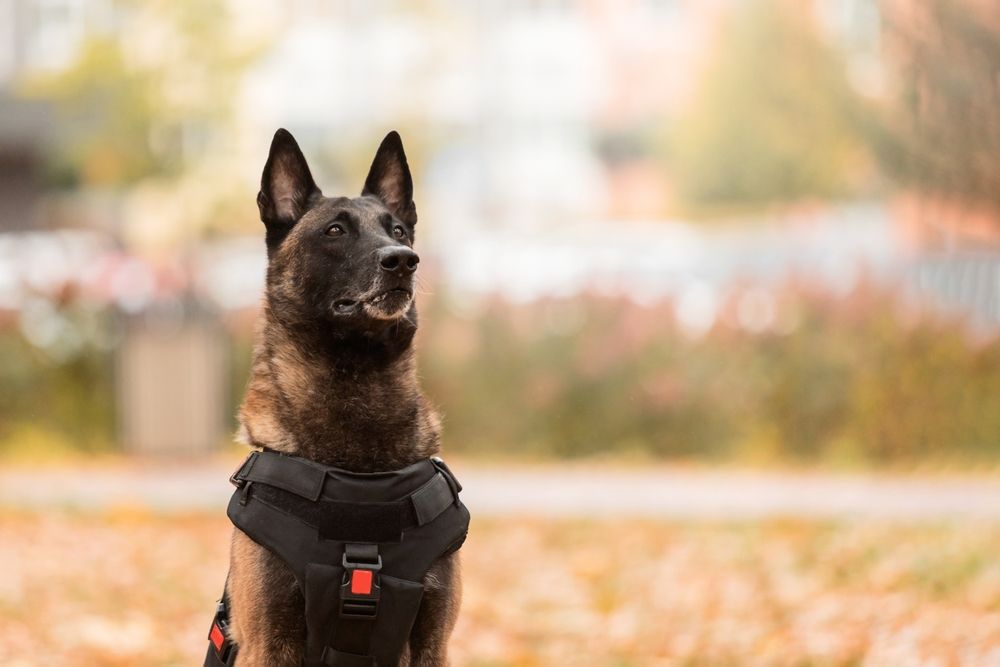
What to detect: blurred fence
<box><xmin>118</xmin><ymin>313</ymin><xmax>225</xmax><ymax>453</ymax></box>
<box><xmin>907</xmin><ymin>253</ymin><xmax>1000</xmax><ymax>332</ymax></box>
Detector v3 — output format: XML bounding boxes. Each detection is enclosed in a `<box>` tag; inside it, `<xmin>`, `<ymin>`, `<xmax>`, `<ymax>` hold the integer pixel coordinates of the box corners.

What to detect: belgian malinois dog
<box><xmin>225</xmin><ymin>129</ymin><xmax>460</xmax><ymax>665</ymax></box>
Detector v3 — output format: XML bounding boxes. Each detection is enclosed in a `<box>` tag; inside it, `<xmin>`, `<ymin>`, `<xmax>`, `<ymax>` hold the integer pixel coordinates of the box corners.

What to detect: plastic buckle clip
<box><xmin>340</xmin><ymin>550</ymin><xmax>382</xmax><ymax>619</ymax></box>
<box><xmin>208</xmin><ymin>601</ymin><xmax>234</xmax><ymax>663</ymax></box>
<box><xmin>229</xmin><ymin>453</ymin><xmax>258</xmax><ymax>506</ymax></box>
<box><xmin>229</xmin><ymin>452</ymin><xmax>256</xmax><ymax>488</ymax></box>
<box><xmin>431</xmin><ymin>456</ymin><xmax>462</xmax><ymax>495</ymax></box>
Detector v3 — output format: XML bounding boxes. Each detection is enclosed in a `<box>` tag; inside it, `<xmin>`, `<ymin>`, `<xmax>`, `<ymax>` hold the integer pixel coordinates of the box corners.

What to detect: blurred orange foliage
<box><xmin>2</xmin><ymin>510</ymin><xmax>999</xmax><ymax>665</ymax></box>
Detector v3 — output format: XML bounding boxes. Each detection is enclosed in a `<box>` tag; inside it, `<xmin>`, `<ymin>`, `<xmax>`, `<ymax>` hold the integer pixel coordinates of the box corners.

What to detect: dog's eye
<box><xmin>325</xmin><ymin>223</ymin><xmax>345</xmax><ymax>237</ymax></box>
<box><xmin>392</xmin><ymin>225</ymin><xmax>406</xmax><ymax>240</ymax></box>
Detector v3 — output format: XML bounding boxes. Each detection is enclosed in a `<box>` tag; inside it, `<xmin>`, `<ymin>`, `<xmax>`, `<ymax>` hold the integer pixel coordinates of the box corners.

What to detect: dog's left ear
<box><xmin>362</xmin><ymin>131</ymin><xmax>416</xmax><ymax>226</ymax></box>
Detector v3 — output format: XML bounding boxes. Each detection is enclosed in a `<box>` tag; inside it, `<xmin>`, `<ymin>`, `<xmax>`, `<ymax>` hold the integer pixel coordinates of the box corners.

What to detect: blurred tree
<box><xmin>0</xmin><ymin>327</ymin><xmax>114</xmax><ymax>453</ymax></box>
<box><xmin>670</xmin><ymin>0</ymin><xmax>864</xmax><ymax>212</ymax></box>
<box><xmin>873</xmin><ymin>0</ymin><xmax>1000</xmax><ymax>214</ymax></box>
<box><xmin>21</xmin><ymin>0</ymin><xmax>263</xmax><ymax>189</ymax></box>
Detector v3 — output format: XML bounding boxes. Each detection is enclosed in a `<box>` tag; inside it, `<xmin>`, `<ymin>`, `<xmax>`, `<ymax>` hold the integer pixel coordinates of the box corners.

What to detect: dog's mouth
<box><xmin>333</xmin><ymin>298</ymin><xmax>360</xmax><ymax>314</ymax></box>
<box><xmin>368</xmin><ymin>287</ymin><xmax>412</xmax><ymax>305</ymax></box>
<box><xmin>334</xmin><ymin>288</ymin><xmax>413</xmax><ymax>316</ymax></box>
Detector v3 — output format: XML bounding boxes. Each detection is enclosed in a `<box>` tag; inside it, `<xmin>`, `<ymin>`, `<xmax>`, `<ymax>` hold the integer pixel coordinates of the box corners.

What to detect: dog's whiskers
<box><xmin>414</xmin><ymin>274</ymin><xmax>434</xmax><ymax>297</ymax></box>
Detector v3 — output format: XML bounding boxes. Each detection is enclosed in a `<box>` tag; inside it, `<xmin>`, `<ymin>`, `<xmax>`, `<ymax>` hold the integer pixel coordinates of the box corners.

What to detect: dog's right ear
<box><xmin>257</xmin><ymin>129</ymin><xmax>321</xmax><ymax>250</ymax></box>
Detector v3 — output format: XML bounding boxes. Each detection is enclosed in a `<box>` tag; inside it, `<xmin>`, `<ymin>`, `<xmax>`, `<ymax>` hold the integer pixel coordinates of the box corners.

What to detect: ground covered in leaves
<box><xmin>2</xmin><ymin>510</ymin><xmax>999</xmax><ymax>666</ymax></box>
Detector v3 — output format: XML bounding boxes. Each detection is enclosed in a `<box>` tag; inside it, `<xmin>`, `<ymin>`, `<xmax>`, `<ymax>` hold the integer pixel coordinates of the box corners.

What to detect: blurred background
<box><xmin>1</xmin><ymin>0</ymin><xmax>999</xmax><ymax>665</ymax></box>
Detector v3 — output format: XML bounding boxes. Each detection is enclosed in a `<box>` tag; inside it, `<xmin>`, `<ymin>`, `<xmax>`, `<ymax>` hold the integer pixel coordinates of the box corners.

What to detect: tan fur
<box><xmin>229</xmin><ymin>531</ymin><xmax>304</xmax><ymax>667</ymax></box>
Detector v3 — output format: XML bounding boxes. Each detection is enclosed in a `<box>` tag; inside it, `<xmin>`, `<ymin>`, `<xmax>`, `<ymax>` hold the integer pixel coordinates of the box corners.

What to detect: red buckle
<box><xmin>209</xmin><ymin>621</ymin><xmax>226</xmax><ymax>652</ymax></box>
<box><xmin>340</xmin><ymin>548</ymin><xmax>381</xmax><ymax>618</ymax></box>
<box><xmin>350</xmin><ymin>569</ymin><xmax>373</xmax><ymax>595</ymax></box>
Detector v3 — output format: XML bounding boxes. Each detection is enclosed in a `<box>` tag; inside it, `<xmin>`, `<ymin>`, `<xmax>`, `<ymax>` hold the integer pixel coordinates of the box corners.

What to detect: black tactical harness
<box><xmin>204</xmin><ymin>450</ymin><xmax>470</xmax><ymax>667</ymax></box>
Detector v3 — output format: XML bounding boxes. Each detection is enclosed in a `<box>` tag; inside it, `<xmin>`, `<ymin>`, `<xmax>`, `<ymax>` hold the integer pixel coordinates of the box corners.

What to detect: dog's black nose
<box><xmin>378</xmin><ymin>246</ymin><xmax>419</xmax><ymax>275</ymax></box>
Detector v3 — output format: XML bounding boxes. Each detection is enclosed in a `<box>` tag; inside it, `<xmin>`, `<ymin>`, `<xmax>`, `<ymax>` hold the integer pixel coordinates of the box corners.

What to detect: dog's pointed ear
<box><xmin>362</xmin><ymin>131</ymin><xmax>416</xmax><ymax>225</ymax></box>
<box><xmin>257</xmin><ymin>128</ymin><xmax>321</xmax><ymax>248</ymax></box>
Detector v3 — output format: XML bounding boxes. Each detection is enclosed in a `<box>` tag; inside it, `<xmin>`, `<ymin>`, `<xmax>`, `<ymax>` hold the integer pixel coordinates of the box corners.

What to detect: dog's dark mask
<box><xmin>257</xmin><ymin>129</ymin><xmax>420</xmax><ymax>337</ymax></box>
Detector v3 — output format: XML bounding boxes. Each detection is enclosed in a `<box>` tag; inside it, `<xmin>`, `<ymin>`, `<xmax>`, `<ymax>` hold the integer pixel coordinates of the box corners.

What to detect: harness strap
<box><xmin>231</xmin><ymin>450</ymin><xmax>326</xmax><ymax>501</ymax></box>
<box><xmin>204</xmin><ymin>592</ymin><xmax>237</xmax><ymax>666</ymax></box>
<box><xmin>321</xmin><ymin>649</ymin><xmax>375</xmax><ymax>666</ymax></box>
<box><xmin>324</xmin><ymin>544</ymin><xmax>381</xmax><ymax>666</ymax></box>
<box><xmin>411</xmin><ymin>469</ymin><xmax>457</xmax><ymax>525</ymax></box>
<box><xmin>231</xmin><ymin>452</ymin><xmax>458</xmax><ymax>543</ymax></box>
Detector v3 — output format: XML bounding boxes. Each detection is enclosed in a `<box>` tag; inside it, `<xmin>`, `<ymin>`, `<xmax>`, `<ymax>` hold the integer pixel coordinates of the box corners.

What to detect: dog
<box><xmin>224</xmin><ymin>129</ymin><xmax>461</xmax><ymax>666</ymax></box>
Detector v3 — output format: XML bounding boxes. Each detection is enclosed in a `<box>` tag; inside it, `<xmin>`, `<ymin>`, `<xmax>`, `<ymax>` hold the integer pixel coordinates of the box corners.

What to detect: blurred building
<box><xmin>0</xmin><ymin>0</ymin><xmax>122</xmax><ymax>78</ymax></box>
<box><xmin>234</xmin><ymin>0</ymin><xmax>884</xmax><ymax>233</ymax></box>
<box><xmin>0</xmin><ymin>0</ymin><xmax>888</xmax><ymax>235</ymax></box>
<box><xmin>0</xmin><ymin>0</ymin><xmax>99</xmax><ymax>232</ymax></box>
<box><xmin>0</xmin><ymin>92</ymin><xmax>49</xmax><ymax>231</ymax></box>
<box><xmin>0</xmin><ymin>0</ymin><xmax>229</xmax><ymax>452</ymax></box>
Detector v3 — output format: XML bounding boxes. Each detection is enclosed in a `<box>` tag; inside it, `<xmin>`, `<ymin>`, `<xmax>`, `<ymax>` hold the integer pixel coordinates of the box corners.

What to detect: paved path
<box><xmin>2</xmin><ymin>461</ymin><xmax>1000</xmax><ymax>519</ymax></box>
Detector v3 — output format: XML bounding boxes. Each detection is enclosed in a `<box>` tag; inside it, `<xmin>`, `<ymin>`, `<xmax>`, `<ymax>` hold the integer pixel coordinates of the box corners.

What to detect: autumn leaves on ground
<box><xmin>2</xmin><ymin>509</ymin><xmax>999</xmax><ymax>666</ymax></box>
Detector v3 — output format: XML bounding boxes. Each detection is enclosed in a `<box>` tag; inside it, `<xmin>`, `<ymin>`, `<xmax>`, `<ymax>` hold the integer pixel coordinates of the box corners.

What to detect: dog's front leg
<box><xmin>406</xmin><ymin>551</ymin><xmax>462</xmax><ymax>666</ymax></box>
<box><xmin>228</xmin><ymin>529</ymin><xmax>305</xmax><ymax>667</ymax></box>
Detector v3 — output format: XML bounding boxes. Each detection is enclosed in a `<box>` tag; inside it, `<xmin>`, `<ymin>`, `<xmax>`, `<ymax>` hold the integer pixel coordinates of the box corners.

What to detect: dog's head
<box><xmin>257</xmin><ymin>129</ymin><xmax>419</xmax><ymax>334</ymax></box>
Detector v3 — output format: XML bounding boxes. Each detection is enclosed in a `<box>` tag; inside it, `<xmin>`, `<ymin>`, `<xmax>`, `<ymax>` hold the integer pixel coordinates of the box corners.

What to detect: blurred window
<box><xmin>638</xmin><ymin>0</ymin><xmax>684</xmax><ymax>21</ymax></box>
<box><xmin>27</xmin><ymin>0</ymin><xmax>87</xmax><ymax>71</ymax></box>
<box><xmin>523</xmin><ymin>0</ymin><xmax>576</xmax><ymax>16</ymax></box>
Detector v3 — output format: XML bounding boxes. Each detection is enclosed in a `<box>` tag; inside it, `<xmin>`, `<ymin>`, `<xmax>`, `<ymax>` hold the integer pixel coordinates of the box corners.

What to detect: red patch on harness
<box><xmin>209</xmin><ymin>622</ymin><xmax>226</xmax><ymax>652</ymax></box>
<box><xmin>351</xmin><ymin>569</ymin><xmax>373</xmax><ymax>595</ymax></box>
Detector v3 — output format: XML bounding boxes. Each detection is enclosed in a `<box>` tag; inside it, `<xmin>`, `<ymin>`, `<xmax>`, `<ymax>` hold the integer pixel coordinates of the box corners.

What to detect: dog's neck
<box><xmin>237</xmin><ymin>301</ymin><xmax>441</xmax><ymax>472</ymax></box>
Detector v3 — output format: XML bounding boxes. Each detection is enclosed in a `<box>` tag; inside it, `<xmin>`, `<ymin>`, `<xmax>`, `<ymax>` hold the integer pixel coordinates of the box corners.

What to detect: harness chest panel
<box><xmin>204</xmin><ymin>451</ymin><xmax>470</xmax><ymax>667</ymax></box>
